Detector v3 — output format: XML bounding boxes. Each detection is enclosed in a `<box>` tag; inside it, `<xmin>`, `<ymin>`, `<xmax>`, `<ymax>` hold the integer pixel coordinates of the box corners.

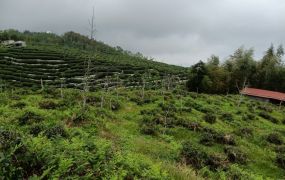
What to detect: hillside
<box><xmin>0</xmin><ymin>30</ymin><xmax>188</xmax><ymax>89</ymax></box>
<box><xmin>1</xmin><ymin>88</ymin><xmax>285</xmax><ymax>179</ymax></box>
<box><xmin>1</xmin><ymin>30</ymin><xmax>285</xmax><ymax>179</ymax></box>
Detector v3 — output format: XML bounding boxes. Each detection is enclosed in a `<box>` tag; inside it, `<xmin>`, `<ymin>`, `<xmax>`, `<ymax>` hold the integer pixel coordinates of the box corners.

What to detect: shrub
<box><xmin>221</xmin><ymin>113</ymin><xmax>234</xmax><ymax>121</ymax></box>
<box><xmin>0</xmin><ymin>139</ymin><xmax>44</xmax><ymax>179</ymax></box>
<box><xmin>236</xmin><ymin>110</ymin><xmax>243</xmax><ymax>115</ymax></box>
<box><xmin>267</xmin><ymin>133</ymin><xmax>283</xmax><ymax>145</ymax></box>
<box><xmin>184</xmin><ymin>99</ymin><xmax>195</xmax><ymax>107</ymax></box>
<box><xmin>200</xmin><ymin>132</ymin><xmax>215</xmax><ymax>146</ymax></box>
<box><xmin>130</xmin><ymin>95</ymin><xmax>157</xmax><ymax>106</ymax></box>
<box><xmin>110</xmin><ymin>100</ymin><xmax>121</xmax><ymax>111</ymax></box>
<box><xmin>0</xmin><ymin>128</ymin><xmax>21</xmax><ymax>150</ymax></box>
<box><xmin>0</xmin><ymin>128</ymin><xmax>45</xmax><ymax>178</ymax></box>
<box><xmin>41</xmin><ymin>87</ymin><xmax>59</xmax><ymax>98</ymax></box>
<box><xmin>224</xmin><ymin>146</ymin><xmax>247</xmax><ymax>164</ymax></box>
<box><xmin>10</xmin><ymin>102</ymin><xmax>26</xmax><ymax>109</ymax></box>
<box><xmin>276</xmin><ymin>153</ymin><xmax>285</xmax><ymax>169</ymax></box>
<box><xmin>200</xmin><ymin>107</ymin><xmax>215</xmax><ymax>114</ymax></box>
<box><xmin>282</xmin><ymin>118</ymin><xmax>285</xmax><ymax>125</ymax></box>
<box><xmin>10</xmin><ymin>95</ymin><xmax>21</xmax><ymax>100</ymax></box>
<box><xmin>259</xmin><ymin>112</ymin><xmax>279</xmax><ymax>124</ymax></box>
<box><xmin>219</xmin><ymin>134</ymin><xmax>236</xmax><ymax>145</ymax></box>
<box><xmin>86</xmin><ymin>95</ymin><xmax>101</xmax><ymax>106</ymax></box>
<box><xmin>158</xmin><ymin>102</ymin><xmax>177</xmax><ymax>113</ymax></box>
<box><xmin>275</xmin><ymin>145</ymin><xmax>285</xmax><ymax>153</ymax></box>
<box><xmin>179</xmin><ymin>107</ymin><xmax>192</xmax><ymax>113</ymax></box>
<box><xmin>235</xmin><ymin>127</ymin><xmax>253</xmax><ymax>137</ymax></box>
<box><xmin>180</xmin><ymin>141</ymin><xmax>208</xmax><ymax>169</ymax></box>
<box><xmin>38</xmin><ymin>100</ymin><xmax>58</xmax><ymax>109</ymax></box>
<box><xmin>69</xmin><ymin>112</ymin><xmax>87</xmax><ymax>125</ymax></box>
<box><xmin>202</xmin><ymin>128</ymin><xmax>236</xmax><ymax>145</ymax></box>
<box><xmin>18</xmin><ymin>111</ymin><xmax>44</xmax><ymax>125</ymax></box>
<box><xmin>242</xmin><ymin>113</ymin><xmax>256</xmax><ymax>121</ymax></box>
<box><xmin>181</xmin><ymin>141</ymin><xmax>227</xmax><ymax>171</ymax></box>
<box><xmin>115</xmin><ymin>153</ymin><xmax>169</xmax><ymax>179</ymax></box>
<box><xmin>44</xmin><ymin>125</ymin><xmax>67</xmax><ymax>138</ymax></box>
<box><xmin>247</xmin><ymin>105</ymin><xmax>255</xmax><ymax>113</ymax></box>
<box><xmin>257</xmin><ymin>105</ymin><xmax>273</xmax><ymax>113</ymax></box>
<box><xmin>226</xmin><ymin>165</ymin><xmax>253</xmax><ymax>180</ymax></box>
<box><xmin>184</xmin><ymin>122</ymin><xmax>202</xmax><ymax>131</ymax></box>
<box><xmin>140</xmin><ymin>109</ymin><xmax>160</xmax><ymax>116</ymax></box>
<box><xmin>204</xmin><ymin>113</ymin><xmax>216</xmax><ymax>124</ymax></box>
<box><xmin>140</xmin><ymin>117</ymin><xmax>158</xmax><ymax>136</ymax></box>
<box><xmin>206</xmin><ymin>154</ymin><xmax>228</xmax><ymax>171</ymax></box>
<box><xmin>29</xmin><ymin>124</ymin><xmax>44</xmax><ymax>136</ymax></box>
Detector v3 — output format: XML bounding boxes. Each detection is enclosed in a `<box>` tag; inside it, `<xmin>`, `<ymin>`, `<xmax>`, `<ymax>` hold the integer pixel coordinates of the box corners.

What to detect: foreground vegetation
<box><xmin>1</xmin><ymin>87</ymin><xmax>285</xmax><ymax>179</ymax></box>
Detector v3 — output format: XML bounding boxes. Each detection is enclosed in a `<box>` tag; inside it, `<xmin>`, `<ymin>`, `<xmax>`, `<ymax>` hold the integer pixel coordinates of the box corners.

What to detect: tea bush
<box><xmin>235</xmin><ymin>127</ymin><xmax>253</xmax><ymax>137</ymax></box>
<box><xmin>224</xmin><ymin>146</ymin><xmax>248</xmax><ymax>164</ymax></box>
<box><xmin>267</xmin><ymin>133</ymin><xmax>283</xmax><ymax>145</ymax></box>
<box><xmin>140</xmin><ymin>117</ymin><xmax>159</xmax><ymax>136</ymax></box>
<box><xmin>10</xmin><ymin>101</ymin><xmax>26</xmax><ymax>109</ymax></box>
<box><xmin>180</xmin><ymin>141</ymin><xmax>208</xmax><ymax>169</ymax></box>
<box><xmin>39</xmin><ymin>100</ymin><xmax>58</xmax><ymax>109</ymax></box>
<box><xmin>276</xmin><ymin>153</ymin><xmax>285</xmax><ymax>169</ymax></box>
<box><xmin>259</xmin><ymin>112</ymin><xmax>279</xmax><ymax>124</ymax></box>
<box><xmin>204</xmin><ymin>113</ymin><xmax>217</xmax><ymax>124</ymax></box>
<box><xmin>44</xmin><ymin>125</ymin><xmax>68</xmax><ymax>139</ymax></box>
<box><xmin>200</xmin><ymin>132</ymin><xmax>215</xmax><ymax>146</ymax></box>
<box><xmin>18</xmin><ymin>111</ymin><xmax>44</xmax><ymax>125</ymax></box>
<box><xmin>221</xmin><ymin>113</ymin><xmax>234</xmax><ymax>121</ymax></box>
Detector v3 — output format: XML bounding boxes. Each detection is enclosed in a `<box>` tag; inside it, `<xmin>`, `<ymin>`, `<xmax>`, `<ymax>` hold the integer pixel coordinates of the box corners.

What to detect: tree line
<box><xmin>186</xmin><ymin>45</ymin><xmax>285</xmax><ymax>94</ymax></box>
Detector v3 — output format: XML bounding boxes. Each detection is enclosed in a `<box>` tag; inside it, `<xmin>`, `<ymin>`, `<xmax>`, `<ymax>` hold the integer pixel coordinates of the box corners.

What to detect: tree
<box><xmin>82</xmin><ymin>6</ymin><xmax>97</xmax><ymax>110</ymax></box>
<box><xmin>89</xmin><ymin>7</ymin><xmax>96</xmax><ymax>40</ymax></box>
<box><xmin>224</xmin><ymin>47</ymin><xmax>256</xmax><ymax>92</ymax></box>
<box><xmin>206</xmin><ymin>55</ymin><xmax>228</xmax><ymax>93</ymax></box>
<box><xmin>82</xmin><ymin>58</ymin><xmax>92</xmax><ymax>110</ymax></box>
<box><xmin>201</xmin><ymin>75</ymin><xmax>213</xmax><ymax>91</ymax></box>
<box><xmin>256</xmin><ymin>44</ymin><xmax>284</xmax><ymax>90</ymax></box>
<box><xmin>186</xmin><ymin>61</ymin><xmax>207</xmax><ymax>93</ymax></box>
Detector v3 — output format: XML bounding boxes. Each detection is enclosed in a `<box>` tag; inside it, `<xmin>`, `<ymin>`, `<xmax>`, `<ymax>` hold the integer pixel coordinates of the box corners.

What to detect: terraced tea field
<box><xmin>0</xmin><ymin>47</ymin><xmax>187</xmax><ymax>89</ymax></box>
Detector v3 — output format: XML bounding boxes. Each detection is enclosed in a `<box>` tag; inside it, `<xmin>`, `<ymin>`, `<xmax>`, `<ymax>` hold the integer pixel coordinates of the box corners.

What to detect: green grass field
<box><xmin>1</xmin><ymin>87</ymin><xmax>285</xmax><ymax>179</ymax></box>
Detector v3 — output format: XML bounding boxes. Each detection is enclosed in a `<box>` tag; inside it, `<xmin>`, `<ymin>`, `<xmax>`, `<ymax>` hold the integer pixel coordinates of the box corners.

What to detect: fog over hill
<box><xmin>1</xmin><ymin>0</ymin><xmax>285</xmax><ymax>66</ymax></box>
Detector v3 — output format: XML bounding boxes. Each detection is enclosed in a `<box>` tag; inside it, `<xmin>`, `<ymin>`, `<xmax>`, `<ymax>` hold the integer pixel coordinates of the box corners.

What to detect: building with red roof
<box><xmin>241</xmin><ymin>87</ymin><xmax>285</xmax><ymax>104</ymax></box>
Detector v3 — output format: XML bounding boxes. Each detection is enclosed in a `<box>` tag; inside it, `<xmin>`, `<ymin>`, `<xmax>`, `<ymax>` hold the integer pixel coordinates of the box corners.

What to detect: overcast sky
<box><xmin>0</xmin><ymin>0</ymin><xmax>284</xmax><ymax>66</ymax></box>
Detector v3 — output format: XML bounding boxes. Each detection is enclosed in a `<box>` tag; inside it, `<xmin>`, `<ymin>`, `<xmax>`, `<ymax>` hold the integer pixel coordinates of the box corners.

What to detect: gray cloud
<box><xmin>0</xmin><ymin>0</ymin><xmax>284</xmax><ymax>66</ymax></box>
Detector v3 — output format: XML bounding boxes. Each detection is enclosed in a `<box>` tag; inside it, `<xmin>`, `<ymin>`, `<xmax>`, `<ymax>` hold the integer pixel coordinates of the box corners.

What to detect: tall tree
<box><xmin>225</xmin><ymin>47</ymin><xmax>256</xmax><ymax>92</ymax></box>
<box><xmin>89</xmin><ymin>7</ymin><xmax>96</xmax><ymax>40</ymax></box>
<box><xmin>186</xmin><ymin>61</ymin><xmax>208</xmax><ymax>93</ymax></box>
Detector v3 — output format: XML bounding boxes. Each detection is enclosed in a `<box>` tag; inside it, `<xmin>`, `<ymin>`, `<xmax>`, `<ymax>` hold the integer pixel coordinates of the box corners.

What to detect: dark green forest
<box><xmin>187</xmin><ymin>46</ymin><xmax>285</xmax><ymax>94</ymax></box>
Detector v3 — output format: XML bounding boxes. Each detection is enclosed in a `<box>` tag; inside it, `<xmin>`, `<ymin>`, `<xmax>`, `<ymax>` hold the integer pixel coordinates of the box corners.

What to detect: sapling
<box><xmin>0</xmin><ymin>78</ymin><xmax>3</xmax><ymax>93</ymax></box>
<box><xmin>141</xmin><ymin>75</ymin><xmax>145</xmax><ymax>101</ymax></box>
<box><xmin>60</xmin><ymin>74</ymin><xmax>65</xmax><ymax>99</ymax></box>
<box><xmin>82</xmin><ymin>58</ymin><xmax>91</xmax><ymax>110</ymax></box>
<box><xmin>41</xmin><ymin>78</ymin><xmax>44</xmax><ymax>91</ymax></box>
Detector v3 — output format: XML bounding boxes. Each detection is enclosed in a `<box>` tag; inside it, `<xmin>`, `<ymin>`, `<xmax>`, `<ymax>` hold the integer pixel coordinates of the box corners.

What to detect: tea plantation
<box><xmin>0</xmin><ymin>46</ymin><xmax>187</xmax><ymax>89</ymax></box>
<box><xmin>1</xmin><ymin>87</ymin><xmax>285</xmax><ymax>179</ymax></box>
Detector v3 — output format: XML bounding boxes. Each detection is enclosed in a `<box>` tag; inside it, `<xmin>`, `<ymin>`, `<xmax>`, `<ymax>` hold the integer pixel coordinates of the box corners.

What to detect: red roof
<box><xmin>241</xmin><ymin>87</ymin><xmax>285</xmax><ymax>101</ymax></box>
